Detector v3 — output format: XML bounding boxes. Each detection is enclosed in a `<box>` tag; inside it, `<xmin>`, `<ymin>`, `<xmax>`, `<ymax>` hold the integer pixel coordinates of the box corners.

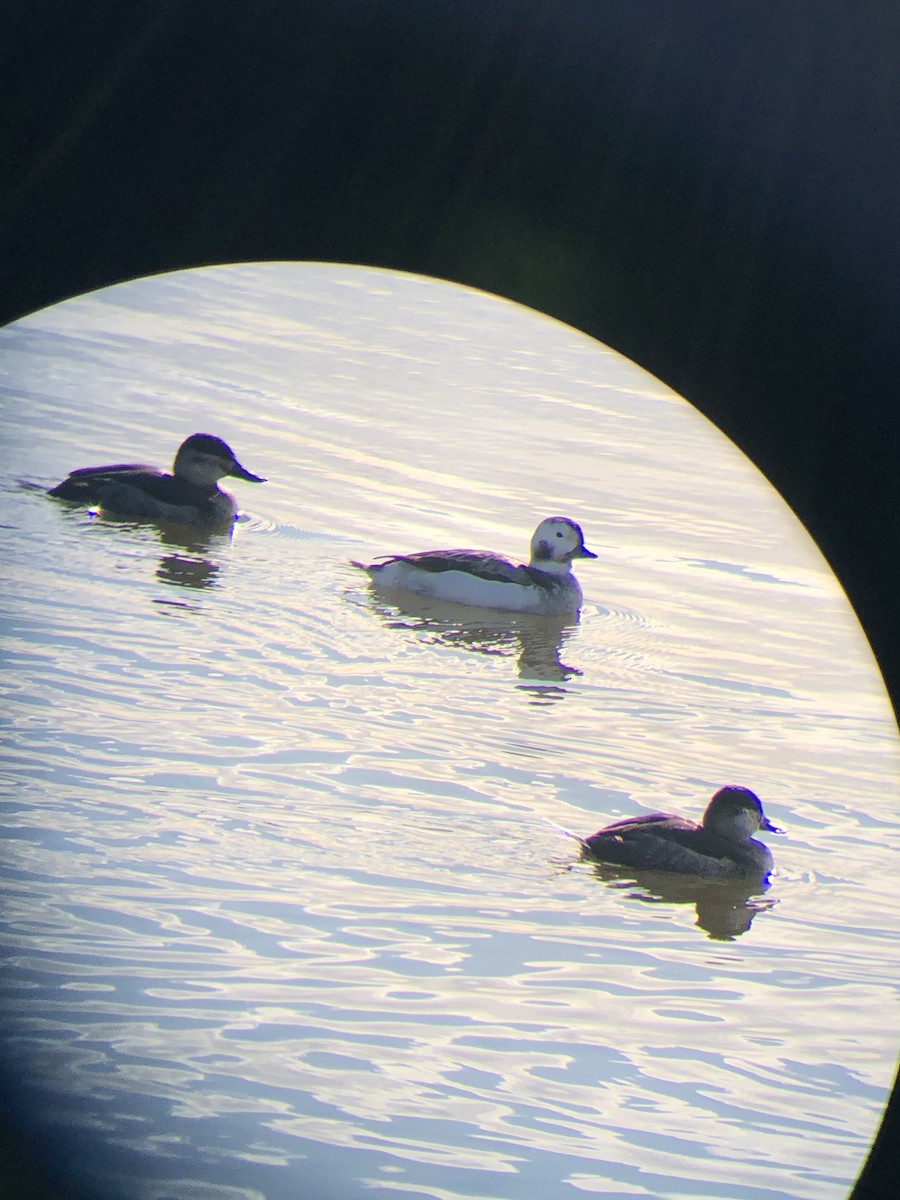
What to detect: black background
<box><xmin>2</xmin><ymin>2</ymin><xmax>898</xmax><ymax>1197</ymax></box>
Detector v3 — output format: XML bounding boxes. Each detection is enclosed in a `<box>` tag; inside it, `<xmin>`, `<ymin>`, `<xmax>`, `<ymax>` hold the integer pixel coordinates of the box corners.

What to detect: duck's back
<box><xmin>49</xmin><ymin>464</ymin><xmax>227</xmax><ymax>521</ymax></box>
<box><xmin>583</xmin><ymin>812</ymin><xmax>744</xmax><ymax>876</ymax></box>
<box><xmin>48</xmin><ymin>463</ymin><xmax>163</xmax><ymax>501</ymax></box>
<box><xmin>376</xmin><ymin>549</ymin><xmax>528</xmax><ymax>583</ymax></box>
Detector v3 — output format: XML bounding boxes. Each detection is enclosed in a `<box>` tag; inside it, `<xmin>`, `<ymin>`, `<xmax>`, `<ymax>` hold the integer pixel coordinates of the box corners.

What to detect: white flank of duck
<box><xmin>353</xmin><ymin>516</ymin><xmax>597</xmax><ymax>616</ymax></box>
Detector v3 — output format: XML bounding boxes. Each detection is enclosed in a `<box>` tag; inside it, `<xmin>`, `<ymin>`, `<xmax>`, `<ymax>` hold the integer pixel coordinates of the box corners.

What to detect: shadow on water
<box><xmin>84</xmin><ymin>514</ymin><xmax>229</xmax><ymax>596</ymax></box>
<box><xmin>152</xmin><ymin>525</ymin><xmax>227</xmax><ymax>591</ymax></box>
<box><xmin>39</xmin><ymin>480</ymin><xmax>240</xmax><ymax>593</ymax></box>
<box><xmin>587</xmin><ymin>861</ymin><xmax>777</xmax><ymax>941</ymax></box>
<box><xmin>357</xmin><ymin>586</ymin><xmax>584</xmax><ymax>686</ymax></box>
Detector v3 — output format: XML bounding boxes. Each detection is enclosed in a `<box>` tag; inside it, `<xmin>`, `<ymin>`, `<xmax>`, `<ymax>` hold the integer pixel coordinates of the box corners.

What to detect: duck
<box><xmin>352</xmin><ymin>516</ymin><xmax>597</xmax><ymax>616</ymax></box>
<box><xmin>48</xmin><ymin>433</ymin><xmax>266</xmax><ymax>524</ymax></box>
<box><xmin>578</xmin><ymin>786</ymin><xmax>783</xmax><ymax>879</ymax></box>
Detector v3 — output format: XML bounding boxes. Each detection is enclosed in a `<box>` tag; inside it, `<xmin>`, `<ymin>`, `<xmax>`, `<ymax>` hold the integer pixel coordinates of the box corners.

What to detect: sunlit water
<box><xmin>1</xmin><ymin>263</ymin><xmax>898</xmax><ymax>1200</ymax></box>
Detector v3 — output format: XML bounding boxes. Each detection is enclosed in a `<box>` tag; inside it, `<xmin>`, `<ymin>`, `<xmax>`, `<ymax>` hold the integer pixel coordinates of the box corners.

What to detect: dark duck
<box><xmin>49</xmin><ymin>433</ymin><xmax>266</xmax><ymax>525</ymax></box>
<box><xmin>579</xmin><ymin>786</ymin><xmax>783</xmax><ymax>879</ymax></box>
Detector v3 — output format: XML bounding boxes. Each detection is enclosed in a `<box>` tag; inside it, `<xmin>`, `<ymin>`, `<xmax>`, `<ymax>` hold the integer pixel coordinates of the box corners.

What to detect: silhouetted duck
<box><xmin>580</xmin><ymin>786</ymin><xmax>782</xmax><ymax>879</ymax></box>
<box><xmin>48</xmin><ymin>433</ymin><xmax>265</xmax><ymax>524</ymax></box>
<box><xmin>353</xmin><ymin>516</ymin><xmax>597</xmax><ymax>616</ymax></box>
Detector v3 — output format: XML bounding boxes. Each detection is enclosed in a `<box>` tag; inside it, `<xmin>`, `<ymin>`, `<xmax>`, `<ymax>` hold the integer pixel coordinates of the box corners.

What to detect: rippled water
<box><xmin>1</xmin><ymin>263</ymin><xmax>898</xmax><ymax>1200</ymax></box>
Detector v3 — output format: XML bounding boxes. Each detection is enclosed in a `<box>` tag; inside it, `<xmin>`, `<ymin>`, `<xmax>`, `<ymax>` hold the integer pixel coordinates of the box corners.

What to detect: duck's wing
<box><xmin>376</xmin><ymin>549</ymin><xmax>534</xmax><ymax>586</ymax></box>
<box><xmin>593</xmin><ymin>812</ymin><xmax>688</xmax><ymax>835</ymax></box>
<box><xmin>585</xmin><ymin>811</ymin><xmax>748</xmax><ymax>878</ymax></box>
<box><xmin>48</xmin><ymin>463</ymin><xmax>162</xmax><ymax>499</ymax></box>
<box><xmin>583</xmin><ymin>814</ymin><xmax>715</xmax><ymax>872</ymax></box>
<box><xmin>106</xmin><ymin>474</ymin><xmax>210</xmax><ymax>504</ymax></box>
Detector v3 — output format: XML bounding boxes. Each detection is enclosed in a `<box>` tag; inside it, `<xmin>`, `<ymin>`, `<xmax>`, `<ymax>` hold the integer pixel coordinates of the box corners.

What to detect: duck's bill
<box><xmin>762</xmin><ymin>816</ymin><xmax>785</xmax><ymax>834</ymax></box>
<box><xmin>580</xmin><ymin>546</ymin><xmax>599</xmax><ymax>559</ymax></box>
<box><xmin>229</xmin><ymin>460</ymin><xmax>266</xmax><ymax>483</ymax></box>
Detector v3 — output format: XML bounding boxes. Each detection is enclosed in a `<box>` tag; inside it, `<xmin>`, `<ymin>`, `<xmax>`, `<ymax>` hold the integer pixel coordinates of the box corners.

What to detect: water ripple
<box><xmin>2</xmin><ymin>262</ymin><xmax>898</xmax><ymax>1200</ymax></box>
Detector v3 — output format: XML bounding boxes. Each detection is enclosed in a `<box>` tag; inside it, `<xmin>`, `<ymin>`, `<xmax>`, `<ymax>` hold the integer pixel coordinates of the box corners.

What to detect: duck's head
<box><xmin>173</xmin><ymin>434</ymin><xmax>266</xmax><ymax>489</ymax></box>
<box><xmin>702</xmin><ymin>786</ymin><xmax>783</xmax><ymax>842</ymax></box>
<box><xmin>530</xmin><ymin>516</ymin><xmax>597</xmax><ymax>568</ymax></box>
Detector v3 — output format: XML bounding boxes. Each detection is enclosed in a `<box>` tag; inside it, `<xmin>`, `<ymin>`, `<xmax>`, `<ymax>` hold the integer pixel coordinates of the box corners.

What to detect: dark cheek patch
<box><xmin>533</xmin><ymin>539</ymin><xmax>552</xmax><ymax>561</ymax></box>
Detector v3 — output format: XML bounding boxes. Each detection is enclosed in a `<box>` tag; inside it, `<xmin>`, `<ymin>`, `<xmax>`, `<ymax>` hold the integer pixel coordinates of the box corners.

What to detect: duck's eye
<box><xmin>556</xmin><ymin>531</ymin><xmax>564</xmax><ymax>538</ymax></box>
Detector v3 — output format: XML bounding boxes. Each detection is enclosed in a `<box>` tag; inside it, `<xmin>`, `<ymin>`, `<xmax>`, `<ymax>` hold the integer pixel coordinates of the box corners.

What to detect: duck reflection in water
<box><xmin>589</xmin><ymin>863</ymin><xmax>777</xmax><ymax>940</ymax></box>
<box><xmin>566</xmin><ymin>786</ymin><xmax>784</xmax><ymax>939</ymax></box>
<box><xmin>154</xmin><ymin>526</ymin><xmax>223</xmax><ymax>592</ymax></box>
<box><xmin>360</xmin><ymin>590</ymin><xmax>584</xmax><ymax>687</ymax></box>
<box><xmin>72</xmin><ymin>514</ymin><xmax>230</xmax><ymax>593</ymax></box>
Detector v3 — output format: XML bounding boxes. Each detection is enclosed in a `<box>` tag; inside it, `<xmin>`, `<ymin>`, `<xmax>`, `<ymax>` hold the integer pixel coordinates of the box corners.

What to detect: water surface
<box><xmin>1</xmin><ymin>263</ymin><xmax>898</xmax><ymax>1199</ymax></box>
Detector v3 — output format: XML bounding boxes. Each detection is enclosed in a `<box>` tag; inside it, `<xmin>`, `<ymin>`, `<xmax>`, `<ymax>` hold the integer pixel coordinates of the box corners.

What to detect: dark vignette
<box><xmin>1</xmin><ymin>2</ymin><xmax>897</xmax><ymax>1197</ymax></box>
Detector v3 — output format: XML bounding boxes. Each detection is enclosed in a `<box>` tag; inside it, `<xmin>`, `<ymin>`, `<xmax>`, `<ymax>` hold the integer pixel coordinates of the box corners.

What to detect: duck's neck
<box><xmin>174</xmin><ymin>472</ymin><xmax>223</xmax><ymax>500</ymax></box>
<box><xmin>528</xmin><ymin>557</ymin><xmax>573</xmax><ymax>577</ymax></box>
